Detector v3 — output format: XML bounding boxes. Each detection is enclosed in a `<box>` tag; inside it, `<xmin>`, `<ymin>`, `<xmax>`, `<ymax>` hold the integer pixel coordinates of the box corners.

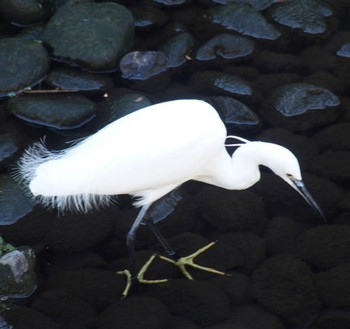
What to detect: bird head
<box><xmin>258</xmin><ymin>142</ymin><xmax>325</xmax><ymax>221</ymax></box>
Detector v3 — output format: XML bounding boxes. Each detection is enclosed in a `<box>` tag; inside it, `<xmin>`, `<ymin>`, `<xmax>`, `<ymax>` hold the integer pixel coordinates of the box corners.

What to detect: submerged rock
<box><xmin>261</xmin><ymin>83</ymin><xmax>340</xmax><ymax>132</ymax></box>
<box><xmin>0</xmin><ymin>134</ymin><xmax>20</xmax><ymax>165</ymax></box>
<box><xmin>97</xmin><ymin>93</ymin><xmax>153</xmax><ymax>127</ymax></box>
<box><xmin>189</xmin><ymin>70</ymin><xmax>252</xmax><ymax>97</ymax></box>
<box><xmin>337</xmin><ymin>43</ymin><xmax>350</xmax><ymax>58</ymax></box>
<box><xmin>316</xmin><ymin>264</ymin><xmax>350</xmax><ymax>309</ymax></box>
<box><xmin>314</xmin><ymin>123</ymin><xmax>350</xmax><ymax>151</ymax></box>
<box><xmin>41</xmin><ymin>2</ymin><xmax>134</xmax><ymax>71</ymax></box>
<box><xmin>0</xmin><ymin>175</ymin><xmax>35</xmax><ymax>225</ymax></box>
<box><xmin>0</xmin><ymin>38</ymin><xmax>49</xmax><ymax>97</ymax></box>
<box><xmin>159</xmin><ymin>32</ymin><xmax>194</xmax><ymax>69</ymax></box>
<box><xmin>8</xmin><ymin>94</ymin><xmax>96</xmax><ymax>129</ymax></box>
<box><xmin>204</xmin><ymin>3</ymin><xmax>281</xmax><ymax>40</ymax></box>
<box><xmin>97</xmin><ymin>296</ymin><xmax>170</xmax><ymax>329</ymax></box>
<box><xmin>196</xmin><ymin>33</ymin><xmax>254</xmax><ymax>61</ymax></box>
<box><xmin>297</xmin><ymin>225</ymin><xmax>350</xmax><ymax>270</ymax></box>
<box><xmin>46</xmin><ymin>68</ymin><xmax>114</xmax><ymax>94</ymax></box>
<box><xmin>252</xmin><ymin>255</ymin><xmax>320</xmax><ymax>323</ymax></box>
<box><xmin>275</xmin><ymin>83</ymin><xmax>339</xmax><ymax>116</ymax></box>
<box><xmin>149</xmin><ymin>279</ymin><xmax>230</xmax><ymax>326</ymax></box>
<box><xmin>199</xmin><ymin>0</ymin><xmax>280</xmax><ymax>11</ymax></box>
<box><xmin>207</xmin><ymin>96</ymin><xmax>261</xmax><ymax>131</ymax></box>
<box><xmin>0</xmin><ymin>246</ymin><xmax>37</xmax><ymax>300</ymax></box>
<box><xmin>120</xmin><ymin>51</ymin><xmax>168</xmax><ymax>80</ymax></box>
<box><xmin>0</xmin><ymin>0</ymin><xmax>47</xmax><ymax>26</ymax></box>
<box><xmin>130</xmin><ymin>5</ymin><xmax>169</xmax><ymax>30</ymax></box>
<box><xmin>268</xmin><ymin>0</ymin><xmax>333</xmax><ymax>35</ymax></box>
<box><xmin>120</xmin><ymin>51</ymin><xmax>170</xmax><ymax>91</ymax></box>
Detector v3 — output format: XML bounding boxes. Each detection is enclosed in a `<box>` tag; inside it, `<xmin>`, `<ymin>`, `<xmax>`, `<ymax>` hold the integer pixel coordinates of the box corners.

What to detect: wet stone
<box><xmin>0</xmin><ymin>247</ymin><xmax>37</xmax><ymax>300</ymax></box>
<box><xmin>297</xmin><ymin>225</ymin><xmax>350</xmax><ymax>270</ymax></box>
<box><xmin>45</xmin><ymin>210</ymin><xmax>116</xmax><ymax>254</ymax></box>
<box><xmin>0</xmin><ymin>133</ymin><xmax>20</xmax><ymax>165</ymax></box>
<box><xmin>130</xmin><ymin>6</ymin><xmax>169</xmax><ymax>30</ymax></box>
<box><xmin>253</xmin><ymin>50</ymin><xmax>306</xmax><ymax>72</ymax></box>
<box><xmin>316</xmin><ymin>264</ymin><xmax>350</xmax><ymax>309</ymax></box>
<box><xmin>3</xmin><ymin>307</ymin><xmax>58</xmax><ymax>329</ymax></box>
<box><xmin>120</xmin><ymin>51</ymin><xmax>170</xmax><ymax>91</ymax></box>
<box><xmin>207</xmin><ymin>96</ymin><xmax>261</xmax><ymax>132</ymax></box>
<box><xmin>254</xmin><ymin>73</ymin><xmax>300</xmax><ymax>96</ymax></box>
<box><xmin>8</xmin><ymin>94</ymin><xmax>96</xmax><ymax>129</ymax></box>
<box><xmin>97</xmin><ymin>93</ymin><xmax>152</xmax><ymax>127</ymax></box>
<box><xmin>159</xmin><ymin>32</ymin><xmax>194</xmax><ymax>69</ymax></box>
<box><xmin>46</xmin><ymin>269</ymin><xmax>126</xmax><ymax>311</ymax></box>
<box><xmin>274</xmin><ymin>83</ymin><xmax>339</xmax><ymax>116</ymax></box>
<box><xmin>204</xmin><ymin>3</ymin><xmax>281</xmax><ymax>40</ymax></box>
<box><xmin>170</xmin><ymin>317</ymin><xmax>200</xmax><ymax>329</ymax></box>
<box><xmin>311</xmin><ymin>150</ymin><xmax>350</xmax><ymax>183</ymax></box>
<box><xmin>0</xmin><ymin>316</ymin><xmax>12</xmax><ymax>329</ymax></box>
<box><xmin>46</xmin><ymin>68</ymin><xmax>114</xmax><ymax>95</ymax></box>
<box><xmin>264</xmin><ymin>217</ymin><xmax>300</xmax><ymax>256</ymax></box>
<box><xmin>196</xmin><ymin>186</ymin><xmax>268</xmax><ymax>234</ymax></box>
<box><xmin>0</xmin><ymin>38</ymin><xmax>49</xmax><ymax>97</ymax></box>
<box><xmin>210</xmin><ymin>272</ymin><xmax>252</xmax><ymax>306</ymax></box>
<box><xmin>195</xmin><ymin>34</ymin><xmax>254</xmax><ymax>61</ymax></box>
<box><xmin>0</xmin><ymin>0</ymin><xmax>47</xmax><ymax>26</ymax></box>
<box><xmin>314</xmin><ymin>309</ymin><xmax>350</xmax><ymax>329</ymax></box>
<box><xmin>314</xmin><ymin>123</ymin><xmax>350</xmax><ymax>151</ymax></box>
<box><xmin>301</xmin><ymin>45</ymin><xmax>336</xmax><ymax>73</ymax></box>
<box><xmin>337</xmin><ymin>43</ymin><xmax>350</xmax><ymax>57</ymax></box>
<box><xmin>261</xmin><ymin>83</ymin><xmax>340</xmax><ymax>132</ymax></box>
<box><xmin>219</xmin><ymin>232</ymin><xmax>266</xmax><ymax>274</ymax></box>
<box><xmin>0</xmin><ymin>175</ymin><xmax>35</xmax><ymax>225</ymax></box>
<box><xmin>268</xmin><ymin>0</ymin><xmax>333</xmax><ymax>35</ymax></box>
<box><xmin>189</xmin><ymin>70</ymin><xmax>252</xmax><ymax>97</ymax></box>
<box><xmin>97</xmin><ymin>296</ymin><xmax>170</xmax><ymax>329</ymax></box>
<box><xmin>252</xmin><ymin>255</ymin><xmax>320</xmax><ymax>323</ymax></box>
<box><xmin>41</xmin><ymin>2</ymin><xmax>134</xmax><ymax>71</ymax></box>
<box><xmin>304</xmin><ymin>71</ymin><xmax>344</xmax><ymax>96</ymax></box>
<box><xmin>120</xmin><ymin>51</ymin><xmax>168</xmax><ymax>80</ymax></box>
<box><xmin>148</xmin><ymin>0</ymin><xmax>188</xmax><ymax>5</ymax></box>
<box><xmin>148</xmin><ymin>279</ymin><xmax>230</xmax><ymax>326</ymax></box>
<box><xmin>31</xmin><ymin>289</ymin><xmax>97</xmax><ymax>329</ymax></box>
<box><xmin>209</xmin><ymin>304</ymin><xmax>286</xmax><ymax>329</ymax></box>
<box><xmin>201</xmin><ymin>0</ymin><xmax>280</xmax><ymax>11</ymax></box>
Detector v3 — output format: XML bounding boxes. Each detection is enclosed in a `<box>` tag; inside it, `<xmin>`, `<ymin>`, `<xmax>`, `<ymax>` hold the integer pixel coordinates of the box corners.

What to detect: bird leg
<box><xmin>117</xmin><ymin>254</ymin><xmax>168</xmax><ymax>298</ymax></box>
<box><xmin>146</xmin><ymin>220</ymin><xmax>226</xmax><ymax>280</ymax></box>
<box><xmin>116</xmin><ymin>204</ymin><xmax>168</xmax><ymax>298</ymax></box>
<box><xmin>158</xmin><ymin>241</ymin><xmax>226</xmax><ymax>280</ymax></box>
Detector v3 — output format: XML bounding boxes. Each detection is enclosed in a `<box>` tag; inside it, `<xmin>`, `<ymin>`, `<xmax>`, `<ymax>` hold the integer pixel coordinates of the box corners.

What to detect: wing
<box><xmin>21</xmin><ymin>100</ymin><xmax>227</xmax><ymax>211</ymax></box>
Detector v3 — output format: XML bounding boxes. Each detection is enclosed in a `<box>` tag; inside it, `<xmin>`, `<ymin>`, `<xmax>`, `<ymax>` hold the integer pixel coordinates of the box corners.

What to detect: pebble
<box><xmin>297</xmin><ymin>225</ymin><xmax>350</xmax><ymax>270</ymax></box>
<box><xmin>252</xmin><ymin>255</ymin><xmax>320</xmax><ymax>325</ymax></box>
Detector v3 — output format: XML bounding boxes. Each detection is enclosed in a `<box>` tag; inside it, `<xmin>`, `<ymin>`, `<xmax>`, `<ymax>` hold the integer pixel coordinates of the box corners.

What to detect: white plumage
<box><xmin>18</xmin><ymin>99</ymin><xmax>323</xmax><ymax>216</ymax></box>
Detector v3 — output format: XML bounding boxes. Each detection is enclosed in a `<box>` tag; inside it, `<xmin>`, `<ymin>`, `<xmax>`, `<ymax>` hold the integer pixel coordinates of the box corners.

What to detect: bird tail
<box><xmin>15</xmin><ymin>140</ymin><xmax>112</xmax><ymax>213</ymax></box>
<box><xmin>15</xmin><ymin>139</ymin><xmax>60</xmax><ymax>186</ymax></box>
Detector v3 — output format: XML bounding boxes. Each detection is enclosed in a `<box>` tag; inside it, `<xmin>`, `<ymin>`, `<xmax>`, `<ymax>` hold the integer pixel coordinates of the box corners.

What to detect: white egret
<box><xmin>17</xmin><ymin>99</ymin><xmax>324</xmax><ymax>296</ymax></box>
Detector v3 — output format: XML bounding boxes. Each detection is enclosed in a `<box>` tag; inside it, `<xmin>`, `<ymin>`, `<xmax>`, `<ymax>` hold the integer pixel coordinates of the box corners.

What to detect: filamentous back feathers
<box><xmin>17</xmin><ymin>140</ymin><xmax>113</xmax><ymax>213</ymax></box>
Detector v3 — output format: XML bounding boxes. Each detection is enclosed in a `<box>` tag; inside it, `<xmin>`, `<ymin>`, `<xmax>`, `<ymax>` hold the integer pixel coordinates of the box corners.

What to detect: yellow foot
<box><xmin>158</xmin><ymin>241</ymin><xmax>226</xmax><ymax>280</ymax></box>
<box><xmin>117</xmin><ymin>254</ymin><xmax>168</xmax><ymax>298</ymax></box>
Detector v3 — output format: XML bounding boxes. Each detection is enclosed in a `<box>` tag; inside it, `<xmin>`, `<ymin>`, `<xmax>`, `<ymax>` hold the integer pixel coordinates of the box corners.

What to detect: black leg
<box><xmin>118</xmin><ymin>203</ymin><xmax>168</xmax><ymax>297</ymax></box>
<box><xmin>146</xmin><ymin>220</ymin><xmax>178</xmax><ymax>260</ymax></box>
<box><xmin>126</xmin><ymin>204</ymin><xmax>150</xmax><ymax>278</ymax></box>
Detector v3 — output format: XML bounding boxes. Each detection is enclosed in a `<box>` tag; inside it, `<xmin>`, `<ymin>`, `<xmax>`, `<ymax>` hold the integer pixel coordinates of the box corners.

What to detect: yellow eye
<box><xmin>286</xmin><ymin>173</ymin><xmax>294</xmax><ymax>179</ymax></box>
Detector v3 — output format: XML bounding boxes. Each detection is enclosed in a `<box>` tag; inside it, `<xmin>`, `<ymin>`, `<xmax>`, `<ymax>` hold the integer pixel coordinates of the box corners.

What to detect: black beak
<box><xmin>291</xmin><ymin>178</ymin><xmax>326</xmax><ymax>222</ymax></box>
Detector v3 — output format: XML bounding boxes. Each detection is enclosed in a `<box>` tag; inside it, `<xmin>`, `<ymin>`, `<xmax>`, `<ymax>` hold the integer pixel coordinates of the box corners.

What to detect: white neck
<box><xmin>196</xmin><ymin>142</ymin><xmax>262</xmax><ymax>191</ymax></box>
